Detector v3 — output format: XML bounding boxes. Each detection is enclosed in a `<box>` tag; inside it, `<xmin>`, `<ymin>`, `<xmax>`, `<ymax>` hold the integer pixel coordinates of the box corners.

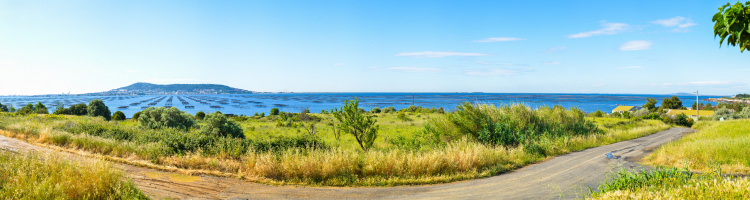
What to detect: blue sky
<box><xmin>0</xmin><ymin>0</ymin><xmax>747</xmax><ymax>95</ymax></box>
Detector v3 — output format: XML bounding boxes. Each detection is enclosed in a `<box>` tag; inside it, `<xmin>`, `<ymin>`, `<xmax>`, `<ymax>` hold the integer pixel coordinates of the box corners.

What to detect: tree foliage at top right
<box><xmin>713</xmin><ymin>2</ymin><xmax>750</xmax><ymax>52</ymax></box>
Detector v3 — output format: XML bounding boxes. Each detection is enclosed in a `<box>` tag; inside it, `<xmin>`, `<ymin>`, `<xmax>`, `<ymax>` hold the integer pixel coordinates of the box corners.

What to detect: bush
<box><xmin>633</xmin><ymin>108</ymin><xmax>650</xmax><ymax>118</ymax></box>
<box><xmin>34</xmin><ymin>102</ymin><xmax>48</xmax><ymax>114</ymax></box>
<box><xmin>642</xmin><ymin>113</ymin><xmax>662</xmax><ymax>120</ymax></box>
<box><xmin>54</xmin><ymin>104</ymin><xmax>88</xmax><ymax>116</ymax></box>
<box><xmin>397</xmin><ymin>112</ymin><xmax>411</xmax><ymax>121</ymax></box>
<box><xmin>112</xmin><ymin>111</ymin><xmax>126</xmax><ymax>121</ymax></box>
<box><xmin>270</xmin><ymin>108</ymin><xmax>280</xmax><ymax>115</ymax></box>
<box><xmin>15</xmin><ymin>104</ymin><xmax>35</xmax><ymax>115</ymax></box>
<box><xmin>673</xmin><ymin>113</ymin><xmax>694</xmax><ymax>127</ymax></box>
<box><xmin>713</xmin><ymin>107</ymin><xmax>737</xmax><ymax>121</ymax></box>
<box><xmin>0</xmin><ymin>102</ymin><xmax>7</xmax><ymax>112</ymax></box>
<box><xmin>425</xmin><ymin>103</ymin><xmax>597</xmax><ymax>148</ymax></box>
<box><xmin>132</xmin><ymin>111</ymin><xmax>142</xmax><ymax>120</ymax></box>
<box><xmin>201</xmin><ymin>112</ymin><xmax>244</xmax><ymax>138</ymax></box>
<box><xmin>590</xmin><ymin>110</ymin><xmax>605</xmax><ymax>117</ymax></box>
<box><xmin>371</xmin><ymin>107</ymin><xmax>381</xmax><ymax>113</ymax></box>
<box><xmin>382</xmin><ymin>107</ymin><xmax>396</xmax><ymax>113</ymax></box>
<box><xmin>87</xmin><ymin>100</ymin><xmax>111</xmax><ymax>121</ymax></box>
<box><xmin>138</xmin><ymin>107</ymin><xmax>195</xmax><ymax>130</ymax></box>
<box><xmin>738</xmin><ymin>107</ymin><xmax>750</xmax><ymax>118</ymax></box>
<box><xmin>195</xmin><ymin>111</ymin><xmax>206</xmax><ymax>120</ymax></box>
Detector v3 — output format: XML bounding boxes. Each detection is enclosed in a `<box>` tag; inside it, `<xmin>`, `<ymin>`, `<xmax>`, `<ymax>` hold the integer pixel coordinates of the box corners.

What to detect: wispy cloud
<box><xmin>386</xmin><ymin>67</ymin><xmax>442</xmax><ymax>73</ymax></box>
<box><xmin>620</xmin><ymin>40</ymin><xmax>652</xmax><ymax>51</ymax></box>
<box><xmin>568</xmin><ymin>22</ymin><xmax>630</xmax><ymax>38</ymax></box>
<box><xmin>651</xmin><ymin>16</ymin><xmax>696</xmax><ymax>32</ymax></box>
<box><xmin>544</xmin><ymin>61</ymin><xmax>561</xmax><ymax>65</ymax></box>
<box><xmin>474</xmin><ymin>37</ymin><xmax>525</xmax><ymax>42</ymax></box>
<box><xmin>465</xmin><ymin>67</ymin><xmax>532</xmax><ymax>76</ymax></box>
<box><xmin>618</xmin><ymin>66</ymin><xmax>643</xmax><ymax>69</ymax></box>
<box><xmin>395</xmin><ymin>51</ymin><xmax>488</xmax><ymax>58</ymax></box>
<box><xmin>663</xmin><ymin>81</ymin><xmax>743</xmax><ymax>86</ymax></box>
<box><xmin>546</xmin><ymin>47</ymin><xmax>568</xmax><ymax>53</ymax></box>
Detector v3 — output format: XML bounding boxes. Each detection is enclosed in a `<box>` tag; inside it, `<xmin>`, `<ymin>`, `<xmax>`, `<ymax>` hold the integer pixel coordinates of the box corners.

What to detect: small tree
<box><xmin>88</xmin><ymin>99</ymin><xmax>111</xmax><ymax>120</ymax></box>
<box><xmin>371</xmin><ymin>107</ymin><xmax>381</xmax><ymax>113</ymax></box>
<box><xmin>643</xmin><ymin>98</ymin><xmax>657</xmax><ymax>111</ymax></box>
<box><xmin>201</xmin><ymin>112</ymin><xmax>244</xmax><ymax>138</ymax></box>
<box><xmin>332</xmin><ymin>99</ymin><xmax>378</xmax><ymax>151</ymax></box>
<box><xmin>270</xmin><ymin>108</ymin><xmax>280</xmax><ymax>115</ymax></box>
<box><xmin>195</xmin><ymin>111</ymin><xmax>206</xmax><ymax>120</ymax></box>
<box><xmin>0</xmin><ymin>102</ymin><xmax>8</xmax><ymax>112</ymax></box>
<box><xmin>660</xmin><ymin>96</ymin><xmax>683</xmax><ymax>110</ymax></box>
<box><xmin>34</xmin><ymin>102</ymin><xmax>48</xmax><ymax>114</ymax></box>
<box><xmin>112</xmin><ymin>111</ymin><xmax>126</xmax><ymax>121</ymax></box>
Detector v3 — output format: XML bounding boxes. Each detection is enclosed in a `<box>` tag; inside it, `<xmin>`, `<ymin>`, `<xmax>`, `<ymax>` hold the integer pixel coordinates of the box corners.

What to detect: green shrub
<box><xmin>132</xmin><ymin>111</ymin><xmax>142</xmax><ymax>120</ymax></box>
<box><xmin>673</xmin><ymin>113</ymin><xmax>694</xmax><ymax>127</ymax></box>
<box><xmin>195</xmin><ymin>111</ymin><xmax>206</xmax><ymax>120</ymax></box>
<box><xmin>738</xmin><ymin>107</ymin><xmax>750</xmax><ymax>118</ymax></box>
<box><xmin>382</xmin><ymin>106</ymin><xmax>396</xmax><ymax>113</ymax></box>
<box><xmin>642</xmin><ymin>113</ymin><xmax>662</xmax><ymax>120</ymax></box>
<box><xmin>15</xmin><ymin>104</ymin><xmax>35</xmax><ymax>115</ymax></box>
<box><xmin>87</xmin><ymin>100</ymin><xmax>111</xmax><ymax>121</ymax></box>
<box><xmin>53</xmin><ymin>104</ymin><xmax>88</xmax><ymax>116</ymax></box>
<box><xmin>590</xmin><ymin>110</ymin><xmax>605</xmax><ymax>117</ymax></box>
<box><xmin>0</xmin><ymin>102</ymin><xmax>8</xmax><ymax>112</ymax></box>
<box><xmin>713</xmin><ymin>107</ymin><xmax>737</xmax><ymax>121</ymax></box>
<box><xmin>112</xmin><ymin>111</ymin><xmax>126</xmax><ymax>121</ymax></box>
<box><xmin>201</xmin><ymin>112</ymin><xmax>244</xmax><ymax>138</ymax></box>
<box><xmin>397</xmin><ymin>112</ymin><xmax>411</xmax><ymax>121</ymax></box>
<box><xmin>138</xmin><ymin>107</ymin><xmax>195</xmax><ymax>130</ymax></box>
<box><xmin>270</xmin><ymin>108</ymin><xmax>280</xmax><ymax>115</ymax></box>
<box><xmin>371</xmin><ymin>107</ymin><xmax>381</xmax><ymax>113</ymax></box>
<box><xmin>425</xmin><ymin>103</ymin><xmax>597</xmax><ymax>147</ymax></box>
<box><xmin>34</xmin><ymin>102</ymin><xmax>48</xmax><ymax>114</ymax></box>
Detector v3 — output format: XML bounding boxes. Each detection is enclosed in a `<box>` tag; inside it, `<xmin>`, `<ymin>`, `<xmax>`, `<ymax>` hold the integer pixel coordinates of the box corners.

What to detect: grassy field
<box><xmin>0</xmin><ymin>103</ymin><xmax>671</xmax><ymax>186</ymax></box>
<box><xmin>0</xmin><ymin>151</ymin><xmax>147</xmax><ymax>199</ymax></box>
<box><xmin>588</xmin><ymin>119</ymin><xmax>750</xmax><ymax>199</ymax></box>
<box><xmin>646</xmin><ymin>119</ymin><xmax>750</xmax><ymax>174</ymax></box>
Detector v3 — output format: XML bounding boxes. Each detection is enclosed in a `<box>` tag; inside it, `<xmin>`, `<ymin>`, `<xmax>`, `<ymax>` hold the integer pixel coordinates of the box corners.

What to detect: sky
<box><xmin>0</xmin><ymin>0</ymin><xmax>748</xmax><ymax>95</ymax></box>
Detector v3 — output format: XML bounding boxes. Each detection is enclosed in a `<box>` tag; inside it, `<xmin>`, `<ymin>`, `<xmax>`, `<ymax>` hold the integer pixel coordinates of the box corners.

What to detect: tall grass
<box><xmin>588</xmin><ymin>167</ymin><xmax>750</xmax><ymax>199</ymax></box>
<box><xmin>0</xmin><ymin>107</ymin><xmax>670</xmax><ymax>186</ymax></box>
<box><xmin>645</xmin><ymin>119</ymin><xmax>750</xmax><ymax>174</ymax></box>
<box><xmin>425</xmin><ymin>103</ymin><xmax>596</xmax><ymax>149</ymax></box>
<box><xmin>0</xmin><ymin>151</ymin><xmax>147</xmax><ymax>199</ymax></box>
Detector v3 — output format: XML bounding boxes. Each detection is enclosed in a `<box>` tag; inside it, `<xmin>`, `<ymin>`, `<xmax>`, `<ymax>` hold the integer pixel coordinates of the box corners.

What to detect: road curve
<box><xmin>0</xmin><ymin>128</ymin><xmax>694</xmax><ymax>200</ymax></box>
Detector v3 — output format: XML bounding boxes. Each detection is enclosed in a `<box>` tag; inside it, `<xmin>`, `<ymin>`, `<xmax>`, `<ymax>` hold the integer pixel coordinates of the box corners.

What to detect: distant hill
<box><xmin>85</xmin><ymin>82</ymin><xmax>253</xmax><ymax>96</ymax></box>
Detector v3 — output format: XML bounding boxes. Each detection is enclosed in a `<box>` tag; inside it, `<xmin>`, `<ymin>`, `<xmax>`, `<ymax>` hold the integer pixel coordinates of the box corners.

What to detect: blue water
<box><xmin>0</xmin><ymin>93</ymin><xmax>723</xmax><ymax>118</ymax></box>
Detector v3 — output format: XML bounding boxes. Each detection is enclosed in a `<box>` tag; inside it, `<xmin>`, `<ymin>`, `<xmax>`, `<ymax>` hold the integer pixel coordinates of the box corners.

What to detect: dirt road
<box><xmin>0</xmin><ymin>128</ymin><xmax>694</xmax><ymax>200</ymax></box>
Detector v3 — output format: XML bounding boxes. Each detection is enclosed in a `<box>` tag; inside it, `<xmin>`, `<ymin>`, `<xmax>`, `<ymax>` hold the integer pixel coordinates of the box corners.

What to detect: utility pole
<box><xmin>412</xmin><ymin>94</ymin><xmax>415</xmax><ymax>106</ymax></box>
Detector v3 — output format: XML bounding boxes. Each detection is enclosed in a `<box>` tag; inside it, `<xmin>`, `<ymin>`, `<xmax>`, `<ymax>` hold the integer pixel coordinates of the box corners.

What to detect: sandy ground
<box><xmin>0</xmin><ymin>127</ymin><xmax>694</xmax><ymax>200</ymax></box>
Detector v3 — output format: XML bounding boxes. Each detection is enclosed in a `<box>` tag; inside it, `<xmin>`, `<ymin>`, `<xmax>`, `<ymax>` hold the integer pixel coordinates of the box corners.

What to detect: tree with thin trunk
<box><xmin>332</xmin><ymin>99</ymin><xmax>378</xmax><ymax>151</ymax></box>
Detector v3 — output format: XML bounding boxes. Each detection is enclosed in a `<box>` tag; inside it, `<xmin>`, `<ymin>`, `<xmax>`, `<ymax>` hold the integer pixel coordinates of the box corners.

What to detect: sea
<box><xmin>0</xmin><ymin>93</ymin><xmax>725</xmax><ymax>118</ymax></box>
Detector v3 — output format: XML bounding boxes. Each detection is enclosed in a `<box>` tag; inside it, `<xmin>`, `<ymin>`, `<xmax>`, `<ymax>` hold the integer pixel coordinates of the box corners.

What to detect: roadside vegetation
<box><xmin>0</xmin><ymin>99</ymin><xmax>670</xmax><ymax>186</ymax></box>
<box><xmin>588</xmin><ymin>118</ymin><xmax>750</xmax><ymax>199</ymax></box>
<box><xmin>0</xmin><ymin>151</ymin><xmax>147</xmax><ymax>199</ymax></box>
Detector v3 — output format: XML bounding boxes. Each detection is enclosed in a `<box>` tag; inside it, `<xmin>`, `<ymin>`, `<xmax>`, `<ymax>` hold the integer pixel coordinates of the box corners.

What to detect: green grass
<box><xmin>588</xmin><ymin>167</ymin><xmax>749</xmax><ymax>200</ymax></box>
<box><xmin>588</xmin><ymin>118</ymin><xmax>750</xmax><ymax>199</ymax></box>
<box><xmin>0</xmin><ymin>151</ymin><xmax>147</xmax><ymax>200</ymax></box>
<box><xmin>645</xmin><ymin>119</ymin><xmax>750</xmax><ymax>174</ymax></box>
<box><xmin>0</xmin><ymin>104</ymin><xmax>671</xmax><ymax>186</ymax></box>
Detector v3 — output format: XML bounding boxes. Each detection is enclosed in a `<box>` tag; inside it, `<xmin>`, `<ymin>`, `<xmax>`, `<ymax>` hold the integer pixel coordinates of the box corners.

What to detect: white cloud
<box><xmin>568</xmin><ymin>22</ymin><xmax>630</xmax><ymax>38</ymax></box>
<box><xmin>620</xmin><ymin>40</ymin><xmax>652</xmax><ymax>51</ymax></box>
<box><xmin>662</xmin><ymin>81</ymin><xmax>743</xmax><ymax>86</ymax></box>
<box><xmin>474</xmin><ymin>37</ymin><xmax>525</xmax><ymax>42</ymax></box>
<box><xmin>386</xmin><ymin>67</ymin><xmax>442</xmax><ymax>73</ymax></box>
<box><xmin>651</xmin><ymin>16</ymin><xmax>696</xmax><ymax>32</ymax></box>
<box><xmin>465</xmin><ymin>68</ymin><xmax>519</xmax><ymax>76</ymax></box>
<box><xmin>545</xmin><ymin>61</ymin><xmax>561</xmax><ymax>65</ymax></box>
<box><xmin>546</xmin><ymin>47</ymin><xmax>568</xmax><ymax>53</ymax></box>
<box><xmin>395</xmin><ymin>51</ymin><xmax>488</xmax><ymax>58</ymax></box>
<box><xmin>618</xmin><ymin>66</ymin><xmax>643</xmax><ymax>69</ymax></box>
